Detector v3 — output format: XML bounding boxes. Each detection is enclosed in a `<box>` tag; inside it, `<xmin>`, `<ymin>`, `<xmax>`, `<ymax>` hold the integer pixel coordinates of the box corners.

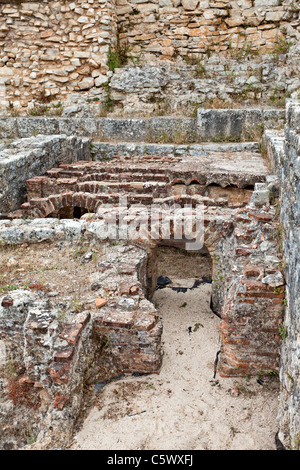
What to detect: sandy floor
<box><xmin>70</xmin><ymin>280</ymin><xmax>280</xmax><ymax>451</ymax></box>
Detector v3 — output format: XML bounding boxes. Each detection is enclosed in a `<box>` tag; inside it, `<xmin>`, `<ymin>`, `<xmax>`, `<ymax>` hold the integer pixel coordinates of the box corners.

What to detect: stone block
<box><xmin>147</xmin><ymin>117</ymin><xmax>197</xmax><ymax>143</ymax></box>
<box><xmin>58</xmin><ymin>118</ymin><xmax>98</xmax><ymax>138</ymax></box>
<box><xmin>0</xmin><ymin>117</ymin><xmax>18</xmax><ymax>138</ymax></box>
<box><xmin>54</xmin><ymin>393</ymin><xmax>70</xmax><ymax>411</ymax></box>
<box><xmin>251</xmin><ymin>189</ymin><xmax>270</xmax><ymax>207</ymax></box>
<box><xmin>98</xmin><ymin>118</ymin><xmax>147</xmax><ymax>142</ymax></box>
<box><xmin>197</xmin><ymin>109</ymin><xmax>245</xmax><ymax>141</ymax></box>
<box><xmin>16</xmin><ymin>118</ymin><xmax>59</xmax><ymax>137</ymax></box>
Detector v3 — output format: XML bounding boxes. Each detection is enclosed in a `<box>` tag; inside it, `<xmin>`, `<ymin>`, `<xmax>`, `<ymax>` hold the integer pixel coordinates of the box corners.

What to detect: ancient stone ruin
<box><xmin>0</xmin><ymin>0</ymin><xmax>299</xmax><ymax>451</ymax></box>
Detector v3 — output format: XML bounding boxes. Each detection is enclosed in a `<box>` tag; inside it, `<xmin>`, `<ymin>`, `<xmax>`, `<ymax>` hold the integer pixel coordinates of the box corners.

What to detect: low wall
<box><xmin>0</xmin><ymin>232</ymin><xmax>162</xmax><ymax>449</ymax></box>
<box><xmin>0</xmin><ymin>134</ymin><xmax>90</xmax><ymax>214</ymax></box>
<box><xmin>0</xmin><ymin>109</ymin><xmax>286</xmax><ymax>141</ymax></box>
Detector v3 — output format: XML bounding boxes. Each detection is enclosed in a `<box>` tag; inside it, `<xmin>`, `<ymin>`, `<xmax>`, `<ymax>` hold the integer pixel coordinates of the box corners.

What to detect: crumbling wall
<box><xmin>110</xmin><ymin>0</ymin><xmax>300</xmax><ymax>115</ymax></box>
<box><xmin>0</xmin><ymin>288</ymin><xmax>95</xmax><ymax>449</ymax></box>
<box><xmin>214</xmin><ymin>199</ymin><xmax>285</xmax><ymax>377</ymax></box>
<box><xmin>0</xmin><ymin>229</ymin><xmax>162</xmax><ymax>449</ymax></box>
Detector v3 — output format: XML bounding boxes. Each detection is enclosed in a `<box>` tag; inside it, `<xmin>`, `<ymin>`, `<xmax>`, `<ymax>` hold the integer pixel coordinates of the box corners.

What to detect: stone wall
<box><xmin>0</xmin><ymin>108</ymin><xmax>286</xmax><ymax>140</ymax></box>
<box><xmin>0</xmin><ymin>0</ymin><xmax>116</xmax><ymax>111</ymax></box>
<box><xmin>265</xmin><ymin>100</ymin><xmax>300</xmax><ymax>450</ymax></box>
<box><xmin>0</xmin><ymin>184</ymin><xmax>285</xmax><ymax>381</ymax></box>
<box><xmin>0</xmin><ymin>233</ymin><xmax>162</xmax><ymax>449</ymax></box>
<box><xmin>216</xmin><ymin>199</ymin><xmax>285</xmax><ymax>377</ymax></box>
<box><xmin>0</xmin><ymin>0</ymin><xmax>299</xmax><ymax>114</ymax></box>
<box><xmin>116</xmin><ymin>0</ymin><xmax>299</xmax><ymax>59</ymax></box>
<box><xmin>110</xmin><ymin>0</ymin><xmax>300</xmax><ymax>115</ymax></box>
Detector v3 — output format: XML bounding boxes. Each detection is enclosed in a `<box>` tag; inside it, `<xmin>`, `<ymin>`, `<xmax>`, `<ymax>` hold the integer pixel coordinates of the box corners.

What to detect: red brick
<box><xmin>243</xmin><ymin>265</ymin><xmax>263</xmax><ymax>277</ymax></box>
<box><xmin>61</xmin><ymin>191</ymin><xmax>73</xmax><ymax>207</ymax></box>
<box><xmin>46</xmin><ymin>168</ymin><xmax>63</xmax><ymax>178</ymax></box>
<box><xmin>1</xmin><ymin>296</ymin><xmax>13</xmax><ymax>307</ymax></box>
<box><xmin>54</xmin><ymin>348</ymin><xmax>75</xmax><ymax>363</ymax></box>
<box><xmin>235</xmin><ymin>247</ymin><xmax>252</xmax><ymax>256</ymax></box>
<box><xmin>49</xmin><ymin>362</ymin><xmax>70</xmax><ymax>384</ymax></box>
<box><xmin>57</xmin><ymin>178</ymin><xmax>78</xmax><ymax>185</ymax></box>
<box><xmin>100</xmin><ymin>309</ymin><xmax>135</xmax><ymax>329</ymax></box>
<box><xmin>95</xmin><ymin>298</ymin><xmax>107</xmax><ymax>309</ymax></box>
<box><xmin>54</xmin><ymin>393</ymin><xmax>70</xmax><ymax>410</ymax></box>
<box><xmin>59</xmin><ymin>323</ymin><xmax>83</xmax><ymax>346</ymax></box>
<box><xmin>248</xmin><ymin>212</ymin><xmax>273</xmax><ymax>222</ymax></box>
<box><xmin>241</xmin><ymin>278</ymin><xmax>272</xmax><ymax>291</ymax></box>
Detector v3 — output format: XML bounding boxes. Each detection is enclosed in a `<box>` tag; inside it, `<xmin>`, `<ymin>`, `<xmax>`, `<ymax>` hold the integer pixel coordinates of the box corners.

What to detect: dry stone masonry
<box><xmin>0</xmin><ymin>0</ymin><xmax>117</xmax><ymax>110</ymax></box>
<box><xmin>0</xmin><ymin>0</ymin><xmax>299</xmax><ymax>114</ymax></box>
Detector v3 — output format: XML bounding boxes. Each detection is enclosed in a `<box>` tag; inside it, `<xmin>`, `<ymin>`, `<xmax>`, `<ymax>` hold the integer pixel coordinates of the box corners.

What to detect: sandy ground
<box><xmin>70</xmin><ymin>279</ymin><xmax>280</xmax><ymax>451</ymax></box>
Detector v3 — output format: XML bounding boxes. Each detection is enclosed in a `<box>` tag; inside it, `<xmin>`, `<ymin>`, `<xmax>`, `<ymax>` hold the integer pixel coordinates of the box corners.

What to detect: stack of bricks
<box><xmin>218</xmin><ymin>206</ymin><xmax>285</xmax><ymax>377</ymax></box>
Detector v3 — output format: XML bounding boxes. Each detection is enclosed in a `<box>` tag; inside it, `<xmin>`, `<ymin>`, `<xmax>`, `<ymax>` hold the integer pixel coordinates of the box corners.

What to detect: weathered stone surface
<box><xmin>0</xmin><ymin>114</ymin><xmax>286</xmax><ymax>143</ymax></box>
<box><xmin>266</xmin><ymin>99</ymin><xmax>300</xmax><ymax>450</ymax></box>
<box><xmin>182</xmin><ymin>0</ymin><xmax>199</xmax><ymax>10</ymax></box>
<box><xmin>0</xmin><ymin>0</ymin><xmax>116</xmax><ymax>111</ymax></box>
<box><xmin>262</xmin><ymin>272</ymin><xmax>284</xmax><ymax>287</ymax></box>
<box><xmin>0</xmin><ymin>135</ymin><xmax>90</xmax><ymax>214</ymax></box>
<box><xmin>197</xmin><ymin>109</ymin><xmax>245</xmax><ymax>141</ymax></box>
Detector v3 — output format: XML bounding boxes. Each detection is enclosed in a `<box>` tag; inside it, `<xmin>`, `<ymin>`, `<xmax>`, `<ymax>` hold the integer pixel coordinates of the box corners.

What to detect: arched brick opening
<box><xmin>46</xmin><ymin>206</ymin><xmax>89</xmax><ymax>219</ymax></box>
<box><xmin>145</xmin><ymin>221</ymin><xmax>225</xmax><ymax>312</ymax></box>
<box><xmin>18</xmin><ymin>192</ymin><xmax>103</xmax><ymax>219</ymax></box>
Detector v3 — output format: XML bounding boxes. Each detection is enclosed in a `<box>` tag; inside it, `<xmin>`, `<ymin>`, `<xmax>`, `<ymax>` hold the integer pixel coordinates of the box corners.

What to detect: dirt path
<box><xmin>70</xmin><ymin>281</ymin><xmax>279</xmax><ymax>451</ymax></box>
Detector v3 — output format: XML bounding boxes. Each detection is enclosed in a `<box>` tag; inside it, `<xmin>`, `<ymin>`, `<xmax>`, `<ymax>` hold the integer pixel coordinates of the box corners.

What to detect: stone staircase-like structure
<box><xmin>7</xmin><ymin>108</ymin><xmax>281</xmax><ymax>220</ymax></box>
<box><xmin>16</xmin><ymin>149</ymin><xmax>268</xmax><ymax>220</ymax></box>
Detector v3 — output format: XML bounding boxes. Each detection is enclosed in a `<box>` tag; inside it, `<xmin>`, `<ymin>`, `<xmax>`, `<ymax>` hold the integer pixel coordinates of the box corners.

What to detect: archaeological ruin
<box><xmin>0</xmin><ymin>0</ymin><xmax>299</xmax><ymax>451</ymax></box>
